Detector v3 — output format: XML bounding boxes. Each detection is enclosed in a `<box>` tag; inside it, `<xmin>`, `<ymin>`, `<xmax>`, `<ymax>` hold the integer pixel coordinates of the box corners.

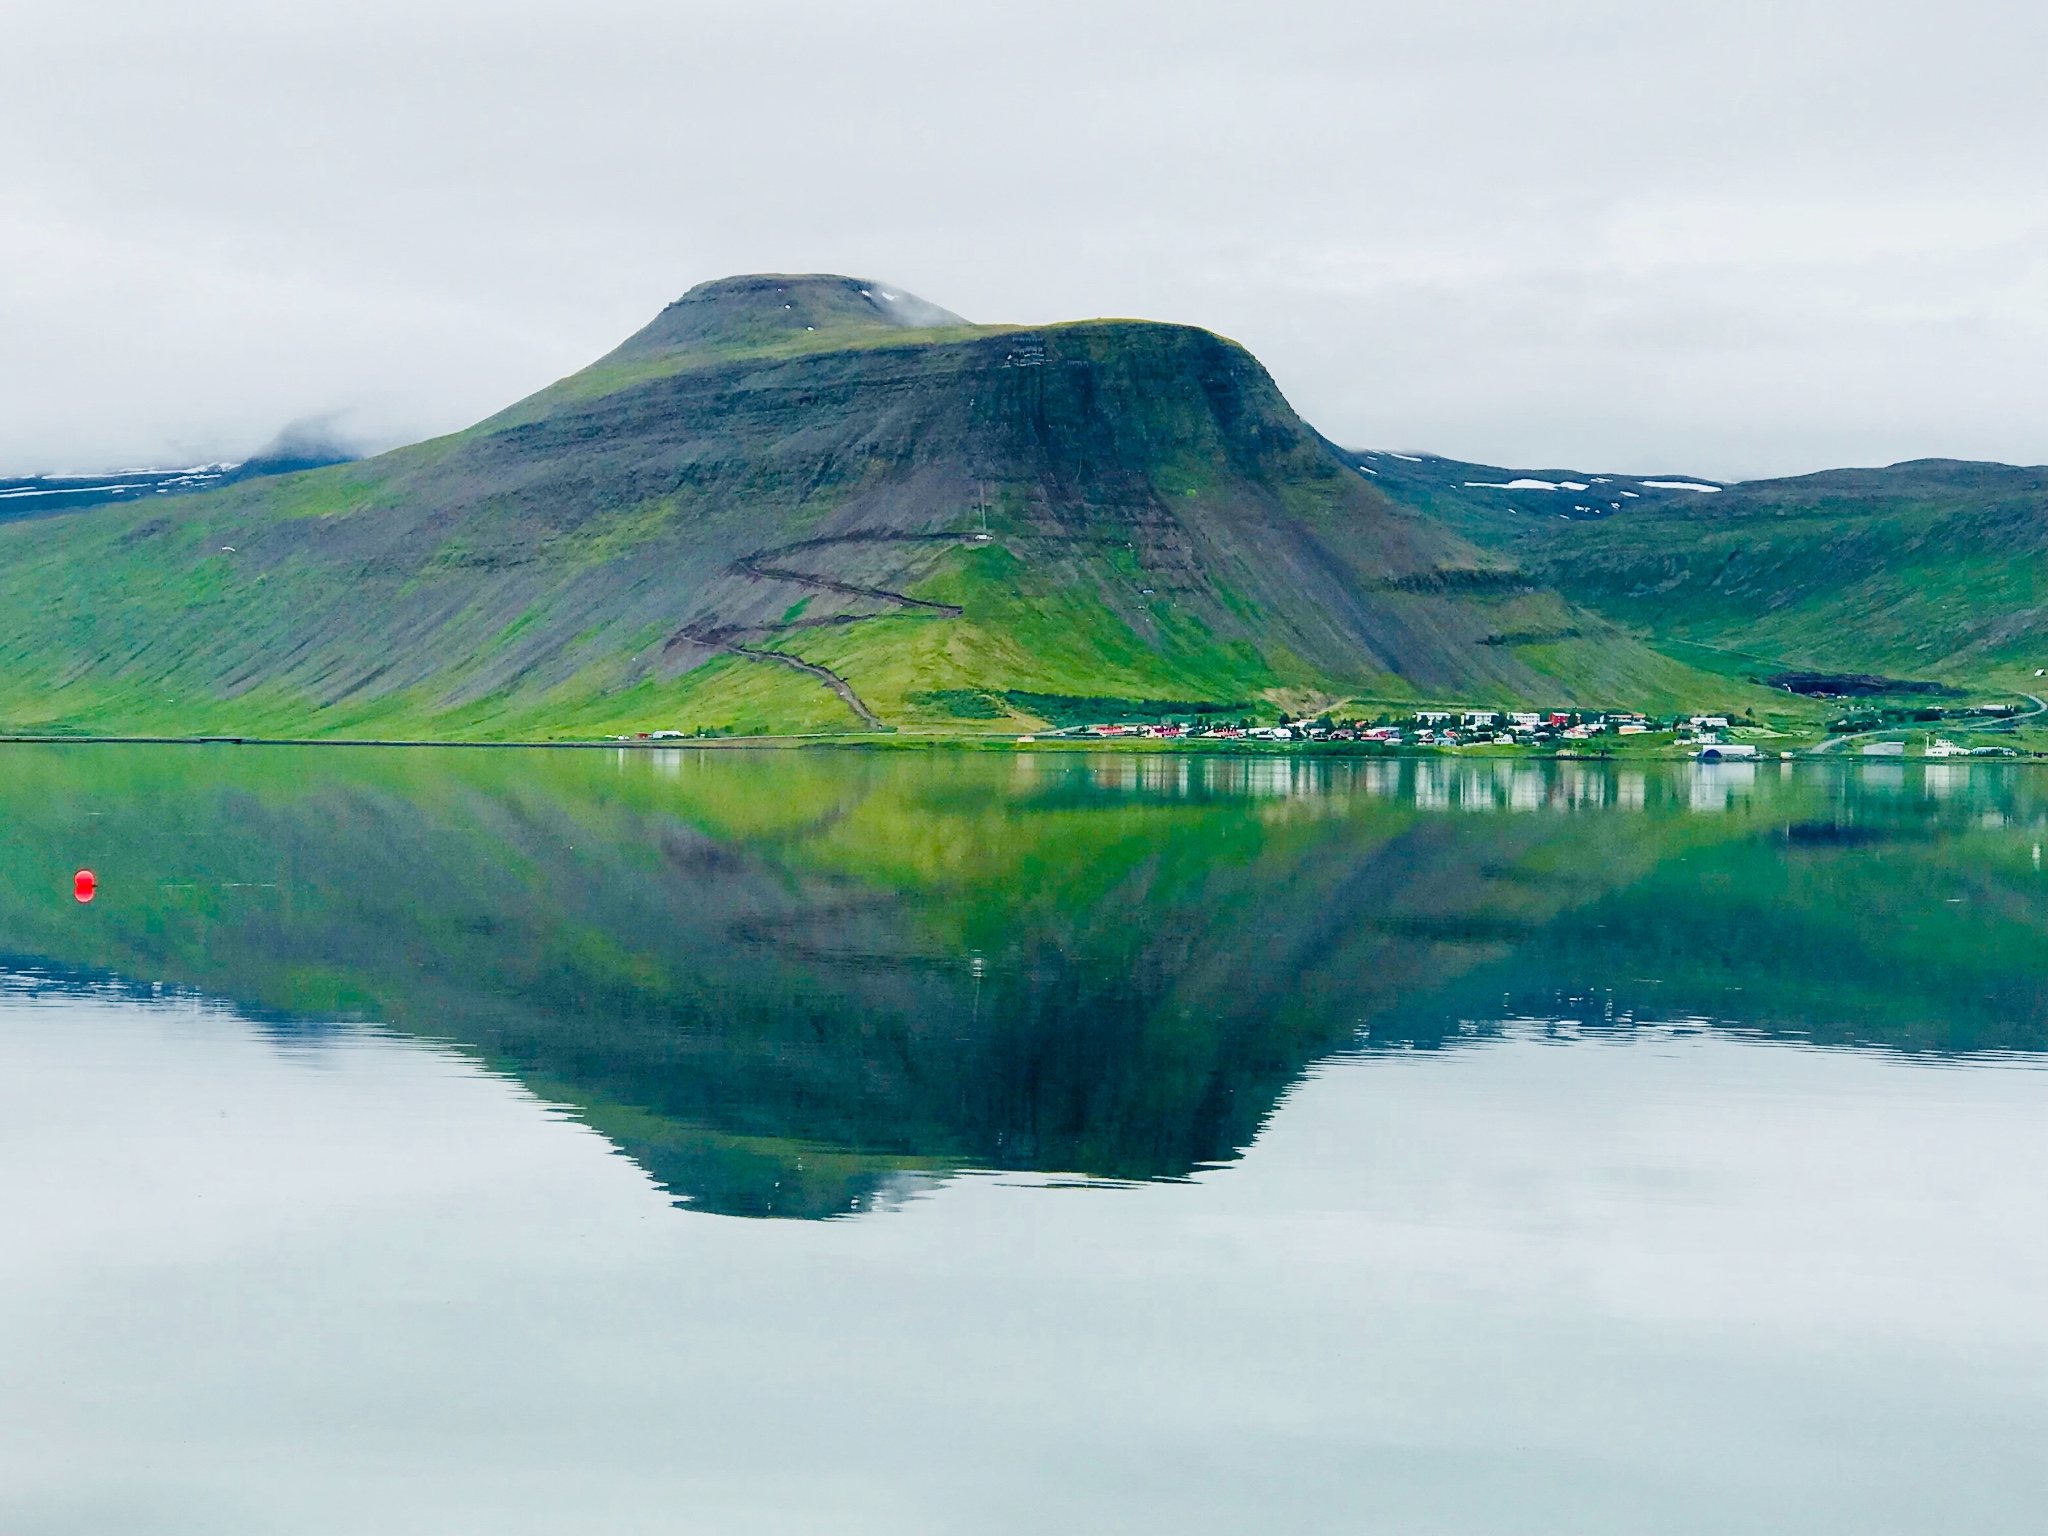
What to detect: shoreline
<box><xmin>0</xmin><ymin>732</ymin><xmax>2037</xmax><ymax>763</ymax></box>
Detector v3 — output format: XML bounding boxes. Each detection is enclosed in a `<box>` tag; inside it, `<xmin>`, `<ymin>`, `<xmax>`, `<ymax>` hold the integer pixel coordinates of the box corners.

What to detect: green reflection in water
<box><xmin>0</xmin><ymin>746</ymin><xmax>2042</xmax><ymax>1216</ymax></box>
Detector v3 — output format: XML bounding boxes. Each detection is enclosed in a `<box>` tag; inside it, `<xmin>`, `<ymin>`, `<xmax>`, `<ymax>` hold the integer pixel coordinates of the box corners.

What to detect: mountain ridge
<box><xmin>1355</xmin><ymin>449</ymin><xmax>2048</xmax><ymax>689</ymax></box>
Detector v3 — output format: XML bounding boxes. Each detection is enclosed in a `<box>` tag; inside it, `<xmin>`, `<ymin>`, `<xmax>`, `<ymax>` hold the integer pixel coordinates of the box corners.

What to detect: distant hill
<box><xmin>0</xmin><ymin>431</ymin><xmax>359</xmax><ymax>522</ymax></box>
<box><xmin>1359</xmin><ymin>451</ymin><xmax>2048</xmax><ymax>693</ymax></box>
<box><xmin>0</xmin><ymin>464</ymin><xmax>242</xmax><ymax>517</ymax></box>
<box><xmin>0</xmin><ymin>273</ymin><xmax>1769</xmax><ymax>739</ymax></box>
<box><xmin>1342</xmin><ymin>449</ymin><xmax>1728</xmax><ymax>547</ymax></box>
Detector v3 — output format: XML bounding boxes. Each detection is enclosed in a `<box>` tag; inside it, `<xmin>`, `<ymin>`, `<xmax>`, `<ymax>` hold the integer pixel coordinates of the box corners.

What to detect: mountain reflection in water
<box><xmin>2</xmin><ymin>746</ymin><xmax>2042</xmax><ymax>1217</ymax></box>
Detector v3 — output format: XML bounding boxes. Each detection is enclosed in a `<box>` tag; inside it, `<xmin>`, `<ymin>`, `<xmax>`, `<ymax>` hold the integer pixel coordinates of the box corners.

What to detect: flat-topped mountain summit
<box><xmin>604</xmin><ymin>273</ymin><xmax>970</xmax><ymax>363</ymax></box>
<box><xmin>0</xmin><ymin>276</ymin><xmax>1791</xmax><ymax>737</ymax></box>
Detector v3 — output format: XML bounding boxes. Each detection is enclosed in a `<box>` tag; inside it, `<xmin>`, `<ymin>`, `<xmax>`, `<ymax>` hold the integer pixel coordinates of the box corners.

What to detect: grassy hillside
<box><xmin>0</xmin><ymin>274</ymin><xmax>1772</xmax><ymax>739</ymax></box>
<box><xmin>1360</xmin><ymin>451</ymin><xmax>2048</xmax><ymax>695</ymax></box>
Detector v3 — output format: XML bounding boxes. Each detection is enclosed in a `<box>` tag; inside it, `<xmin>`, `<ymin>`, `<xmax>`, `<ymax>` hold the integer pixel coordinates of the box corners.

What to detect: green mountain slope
<box><xmin>0</xmin><ymin>274</ymin><xmax>1767</xmax><ymax>739</ymax></box>
<box><xmin>1360</xmin><ymin>451</ymin><xmax>2048</xmax><ymax>691</ymax></box>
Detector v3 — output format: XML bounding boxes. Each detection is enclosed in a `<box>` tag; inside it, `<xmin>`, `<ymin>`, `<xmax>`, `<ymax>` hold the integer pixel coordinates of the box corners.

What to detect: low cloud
<box><xmin>242</xmin><ymin>414</ymin><xmax>364</xmax><ymax>473</ymax></box>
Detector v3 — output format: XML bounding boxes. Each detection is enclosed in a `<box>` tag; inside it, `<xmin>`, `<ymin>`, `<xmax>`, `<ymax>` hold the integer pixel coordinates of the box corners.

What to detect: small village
<box><xmin>1022</xmin><ymin>702</ymin><xmax>2034</xmax><ymax>758</ymax></box>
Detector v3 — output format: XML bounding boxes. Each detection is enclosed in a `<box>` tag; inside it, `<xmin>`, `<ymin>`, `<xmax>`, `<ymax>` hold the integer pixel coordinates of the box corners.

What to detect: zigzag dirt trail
<box><xmin>666</xmin><ymin>531</ymin><xmax>986</xmax><ymax>726</ymax></box>
<box><xmin>726</xmin><ymin>645</ymin><xmax>884</xmax><ymax>727</ymax></box>
<box><xmin>731</xmin><ymin>534</ymin><xmax>970</xmax><ymax>617</ymax></box>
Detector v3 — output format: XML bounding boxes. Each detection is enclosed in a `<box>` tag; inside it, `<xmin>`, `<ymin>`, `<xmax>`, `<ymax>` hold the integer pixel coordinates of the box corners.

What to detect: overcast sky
<box><xmin>5</xmin><ymin>0</ymin><xmax>2046</xmax><ymax>480</ymax></box>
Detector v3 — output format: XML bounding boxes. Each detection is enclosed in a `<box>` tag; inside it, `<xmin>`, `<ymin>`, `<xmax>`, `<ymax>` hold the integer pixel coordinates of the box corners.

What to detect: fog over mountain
<box><xmin>5</xmin><ymin>0</ymin><xmax>2046</xmax><ymax>479</ymax></box>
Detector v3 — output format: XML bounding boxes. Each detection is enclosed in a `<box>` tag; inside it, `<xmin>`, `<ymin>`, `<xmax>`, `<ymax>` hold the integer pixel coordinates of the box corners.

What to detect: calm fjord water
<box><xmin>2</xmin><ymin>747</ymin><xmax>2045</xmax><ymax>1533</ymax></box>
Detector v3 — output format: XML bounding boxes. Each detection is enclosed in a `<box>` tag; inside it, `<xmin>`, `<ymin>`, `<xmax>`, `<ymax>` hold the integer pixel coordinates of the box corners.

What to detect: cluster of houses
<box><xmin>1404</xmin><ymin>710</ymin><xmax>1668</xmax><ymax>746</ymax></box>
<box><xmin>1053</xmin><ymin>709</ymin><xmax>2030</xmax><ymax>761</ymax></box>
<box><xmin>1066</xmin><ymin>710</ymin><xmax>1722</xmax><ymax>747</ymax></box>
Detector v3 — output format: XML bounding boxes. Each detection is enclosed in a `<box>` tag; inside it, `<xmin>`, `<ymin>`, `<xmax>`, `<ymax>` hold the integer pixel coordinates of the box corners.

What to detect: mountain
<box><xmin>0</xmin><ymin>274</ymin><xmax>1776</xmax><ymax>739</ymax></box>
<box><xmin>0</xmin><ymin>431</ymin><xmax>359</xmax><ymax>522</ymax></box>
<box><xmin>1360</xmin><ymin>451</ymin><xmax>2048</xmax><ymax>694</ymax></box>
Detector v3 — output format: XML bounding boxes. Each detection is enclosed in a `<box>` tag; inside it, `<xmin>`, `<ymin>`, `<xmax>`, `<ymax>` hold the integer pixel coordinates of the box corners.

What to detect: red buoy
<box><xmin>73</xmin><ymin>869</ymin><xmax>95</xmax><ymax>903</ymax></box>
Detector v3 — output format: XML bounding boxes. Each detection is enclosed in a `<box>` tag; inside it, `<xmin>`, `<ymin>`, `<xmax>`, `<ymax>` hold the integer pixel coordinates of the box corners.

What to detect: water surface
<box><xmin>1</xmin><ymin>747</ymin><xmax>2043</xmax><ymax>1532</ymax></box>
